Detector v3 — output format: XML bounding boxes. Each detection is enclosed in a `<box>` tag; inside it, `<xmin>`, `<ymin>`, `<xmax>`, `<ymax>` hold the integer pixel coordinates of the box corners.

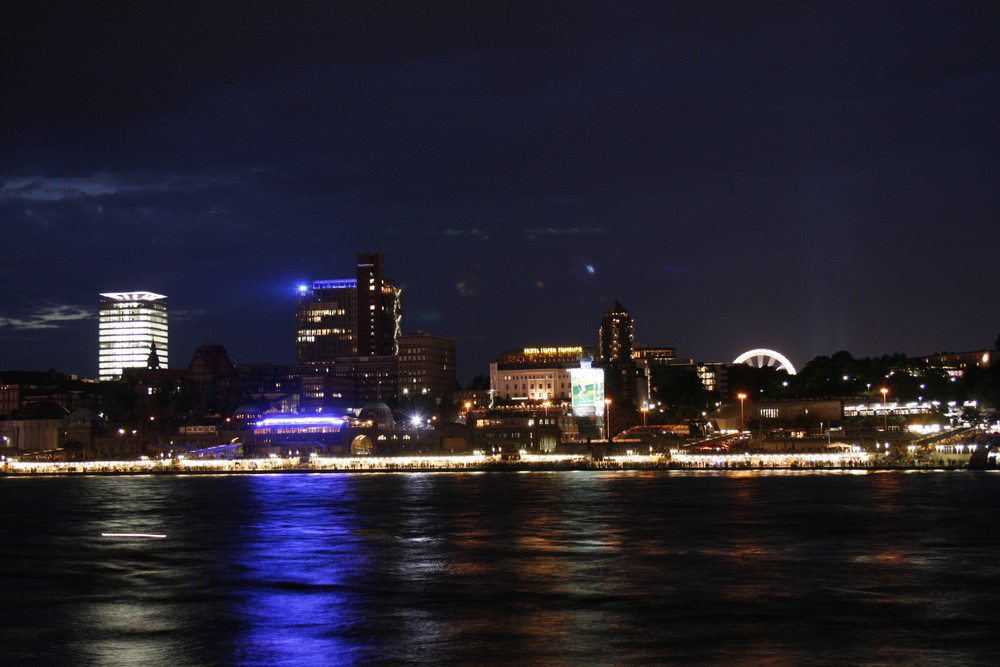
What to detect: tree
<box><xmin>662</xmin><ymin>370</ymin><xmax>717</xmax><ymax>422</ymax></box>
<box><xmin>727</xmin><ymin>363</ymin><xmax>791</xmax><ymax>400</ymax></box>
<box><xmin>466</xmin><ymin>375</ymin><xmax>489</xmax><ymax>391</ymax></box>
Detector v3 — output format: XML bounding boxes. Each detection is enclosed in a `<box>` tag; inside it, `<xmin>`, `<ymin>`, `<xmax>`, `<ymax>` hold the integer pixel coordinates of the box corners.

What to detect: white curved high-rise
<box><xmin>98</xmin><ymin>291</ymin><xmax>168</xmax><ymax>381</ymax></box>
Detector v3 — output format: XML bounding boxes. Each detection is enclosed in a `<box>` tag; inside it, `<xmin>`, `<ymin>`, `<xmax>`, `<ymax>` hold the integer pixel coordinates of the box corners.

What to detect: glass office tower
<box><xmin>98</xmin><ymin>291</ymin><xmax>168</xmax><ymax>381</ymax></box>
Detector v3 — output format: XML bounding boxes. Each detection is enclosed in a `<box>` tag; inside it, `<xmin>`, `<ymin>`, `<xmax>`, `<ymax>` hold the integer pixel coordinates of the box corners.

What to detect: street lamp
<box><xmin>641</xmin><ymin>404</ymin><xmax>649</xmax><ymax>428</ymax></box>
<box><xmin>880</xmin><ymin>388</ymin><xmax>889</xmax><ymax>431</ymax></box>
<box><xmin>604</xmin><ymin>398</ymin><xmax>612</xmax><ymax>441</ymax></box>
<box><xmin>737</xmin><ymin>393</ymin><xmax>748</xmax><ymax>433</ymax></box>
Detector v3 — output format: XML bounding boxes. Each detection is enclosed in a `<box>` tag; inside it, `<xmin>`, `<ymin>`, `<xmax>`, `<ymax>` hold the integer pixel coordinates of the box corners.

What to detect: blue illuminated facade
<box><xmin>295</xmin><ymin>254</ymin><xmax>401</xmax><ymax>363</ymax></box>
<box><xmin>252</xmin><ymin>414</ymin><xmax>346</xmax><ymax>455</ymax></box>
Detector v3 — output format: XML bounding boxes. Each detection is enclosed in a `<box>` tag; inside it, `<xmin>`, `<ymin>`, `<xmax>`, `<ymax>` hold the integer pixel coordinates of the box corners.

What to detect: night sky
<box><xmin>2</xmin><ymin>2</ymin><xmax>998</xmax><ymax>382</ymax></box>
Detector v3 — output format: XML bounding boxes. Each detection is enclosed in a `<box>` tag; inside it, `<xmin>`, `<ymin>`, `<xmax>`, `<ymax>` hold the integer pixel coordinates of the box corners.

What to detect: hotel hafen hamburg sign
<box><xmin>523</xmin><ymin>346</ymin><xmax>583</xmax><ymax>355</ymax></box>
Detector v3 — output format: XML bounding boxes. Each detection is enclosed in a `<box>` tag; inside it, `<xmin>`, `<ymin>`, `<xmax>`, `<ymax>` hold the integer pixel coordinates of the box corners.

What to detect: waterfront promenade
<box><xmin>1</xmin><ymin>451</ymin><xmax>977</xmax><ymax>475</ymax></box>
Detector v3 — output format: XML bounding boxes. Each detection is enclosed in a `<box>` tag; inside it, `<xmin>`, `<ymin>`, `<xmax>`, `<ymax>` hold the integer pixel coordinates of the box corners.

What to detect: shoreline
<box><xmin>2</xmin><ymin>461</ymin><xmax>986</xmax><ymax>476</ymax></box>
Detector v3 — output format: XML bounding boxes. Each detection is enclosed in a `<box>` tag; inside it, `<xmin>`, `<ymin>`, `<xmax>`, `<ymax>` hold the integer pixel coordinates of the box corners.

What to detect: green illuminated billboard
<box><xmin>570</xmin><ymin>364</ymin><xmax>605</xmax><ymax>416</ymax></box>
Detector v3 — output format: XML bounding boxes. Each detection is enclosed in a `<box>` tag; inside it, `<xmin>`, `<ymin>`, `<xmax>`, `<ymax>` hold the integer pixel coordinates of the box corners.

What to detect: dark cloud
<box><xmin>2</xmin><ymin>303</ymin><xmax>93</xmax><ymax>331</ymax></box>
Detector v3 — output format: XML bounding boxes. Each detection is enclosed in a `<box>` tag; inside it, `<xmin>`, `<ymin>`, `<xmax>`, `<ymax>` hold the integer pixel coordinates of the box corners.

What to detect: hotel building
<box><xmin>98</xmin><ymin>291</ymin><xmax>168</xmax><ymax>381</ymax></box>
<box><xmin>490</xmin><ymin>346</ymin><xmax>595</xmax><ymax>402</ymax></box>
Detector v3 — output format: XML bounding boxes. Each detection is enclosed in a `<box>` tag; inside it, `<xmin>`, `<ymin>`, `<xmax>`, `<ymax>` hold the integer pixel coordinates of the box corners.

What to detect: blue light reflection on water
<box><xmin>232</xmin><ymin>474</ymin><xmax>366</xmax><ymax>666</ymax></box>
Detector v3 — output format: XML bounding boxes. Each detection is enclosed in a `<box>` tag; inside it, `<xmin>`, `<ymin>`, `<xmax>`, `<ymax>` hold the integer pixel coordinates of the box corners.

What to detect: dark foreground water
<box><xmin>2</xmin><ymin>470</ymin><xmax>998</xmax><ymax>665</ymax></box>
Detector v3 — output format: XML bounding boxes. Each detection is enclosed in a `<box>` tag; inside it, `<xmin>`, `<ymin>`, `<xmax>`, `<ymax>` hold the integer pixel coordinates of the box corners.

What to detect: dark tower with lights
<box><xmin>598</xmin><ymin>301</ymin><xmax>638</xmax><ymax>408</ymax></box>
<box><xmin>355</xmin><ymin>253</ymin><xmax>400</xmax><ymax>357</ymax></box>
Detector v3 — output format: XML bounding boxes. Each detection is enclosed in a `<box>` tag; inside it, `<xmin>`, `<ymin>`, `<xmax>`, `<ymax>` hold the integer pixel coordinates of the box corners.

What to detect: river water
<box><xmin>1</xmin><ymin>470</ymin><xmax>997</xmax><ymax>665</ymax></box>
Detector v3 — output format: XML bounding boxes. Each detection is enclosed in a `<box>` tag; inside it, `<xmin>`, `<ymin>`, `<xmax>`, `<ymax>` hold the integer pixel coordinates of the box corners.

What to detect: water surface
<box><xmin>2</xmin><ymin>470</ymin><xmax>997</xmax><ymax>665</ymax></box>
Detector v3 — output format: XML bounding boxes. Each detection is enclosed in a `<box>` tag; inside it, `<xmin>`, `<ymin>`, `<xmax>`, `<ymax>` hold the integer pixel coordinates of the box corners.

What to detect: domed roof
<box><xmin>17</xmin><ymin>400</ymin><xmax>70</xmax><ymax>420</ymax></box>
<box><xmin>359</xmin><ymin>401</ymin><xmax>395</xmax><ymax>429</ymax></box>
<box><xmin>232</xmin><ymin>404</ymin><xmax>263</xmax><ymax>418</ymax></box>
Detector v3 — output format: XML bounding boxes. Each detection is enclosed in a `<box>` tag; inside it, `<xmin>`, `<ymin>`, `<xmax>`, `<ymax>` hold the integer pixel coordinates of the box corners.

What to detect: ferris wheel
<box><xmin>733</xmin><ymin>349</ymin><xmax>797</xmax><ymax>375</ymax></box>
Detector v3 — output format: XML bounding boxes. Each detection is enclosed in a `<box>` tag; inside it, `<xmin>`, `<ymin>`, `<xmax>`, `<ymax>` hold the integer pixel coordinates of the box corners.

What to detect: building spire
<box><xmin>147</xmin><ymin>343</ymin><xmax>161</xmax><ymax>370</ymax></box>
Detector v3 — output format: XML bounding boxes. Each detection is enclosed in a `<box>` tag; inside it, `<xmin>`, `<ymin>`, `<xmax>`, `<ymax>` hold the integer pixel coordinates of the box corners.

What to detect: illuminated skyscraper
<box><xmin>296</xmin><ymin>253</ymin><xmax>401</xmax><ymax>363</ymax></box>
<box><xmin>295</xmin><ymin>279</ymin><xmax>357</xmax><ymax>361</ymax></box>
<box><xmin>98</xmin><ymin>291</ymin><xmax>168</xmax><ymax>381</ymax></box>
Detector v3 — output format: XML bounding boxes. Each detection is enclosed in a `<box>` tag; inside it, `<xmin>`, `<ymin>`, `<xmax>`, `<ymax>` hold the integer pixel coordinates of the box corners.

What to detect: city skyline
<box><xmin>14</xmin><ymin>275</ymin><xmax>1000</xmax><ymax>386</ymax></box>
<box><xmin>2</xmin><ymin>3</ymin><xmax>998</xmax><ymax>381</ymax></box>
